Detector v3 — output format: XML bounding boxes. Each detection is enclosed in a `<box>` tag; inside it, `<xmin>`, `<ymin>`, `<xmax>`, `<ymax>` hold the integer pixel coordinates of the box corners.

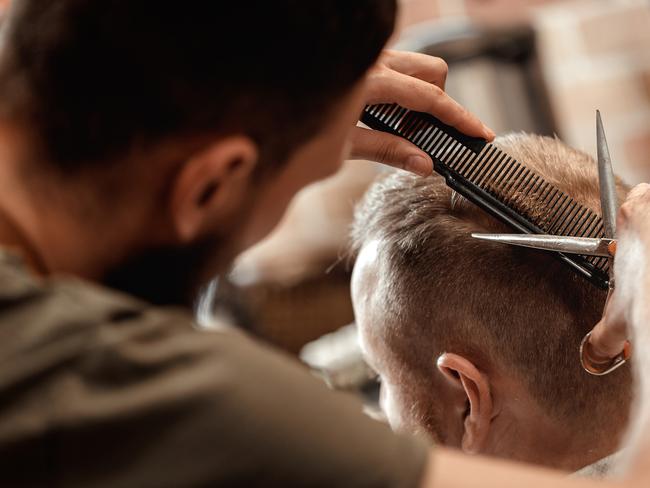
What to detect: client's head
<box><xmin>350</xmin><ymin>134</ymin><xmax>632</xmax><ymax>471</ymax></box>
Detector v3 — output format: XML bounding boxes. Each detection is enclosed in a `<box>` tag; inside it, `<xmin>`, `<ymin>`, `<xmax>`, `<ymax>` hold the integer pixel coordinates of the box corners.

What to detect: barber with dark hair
<box><xmin>0</xmin><ymin>1</ymin><xmax>648</xmax><ymax>487</ymax></box>
<box><xmin>0</xmin><ymin>1</ymin><xmax>485</xmax><ymax>485</ymax></box>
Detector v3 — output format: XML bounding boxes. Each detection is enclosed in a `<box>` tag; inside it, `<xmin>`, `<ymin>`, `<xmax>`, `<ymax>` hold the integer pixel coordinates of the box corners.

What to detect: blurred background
<box><xmin>206</xmin><ymin>0</ymin><xmax>650</xmax><ymax>407</ymax></box>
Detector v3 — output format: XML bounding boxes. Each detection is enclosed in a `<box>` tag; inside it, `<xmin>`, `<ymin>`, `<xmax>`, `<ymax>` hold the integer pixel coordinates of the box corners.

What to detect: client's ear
<box><xmin>436</xmin><ymin>353</ymin><xmax>493</xmax><ymax>455</ymax></box>
<box><xmin>170</xmin><ymin>136</ymin><xmax>258</xmax><ymax>242</ymax></box>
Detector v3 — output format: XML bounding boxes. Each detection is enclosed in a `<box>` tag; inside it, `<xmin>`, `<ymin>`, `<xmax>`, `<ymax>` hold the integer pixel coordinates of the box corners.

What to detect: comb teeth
<box><xmin>361</xmin><ymin>103</ymin><xmax>610</xmax><ymax>289</ymax></box>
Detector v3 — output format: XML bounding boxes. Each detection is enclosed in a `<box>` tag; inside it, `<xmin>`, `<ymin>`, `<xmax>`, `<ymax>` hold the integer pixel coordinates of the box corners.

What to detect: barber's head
<box><xmin>0</xmin><ymin>1</ymin><xmax>396</xmax><ymax>304</ymax></box>
<box><xmin>351</xmin><ymin>134</ymin><xmax>632</xmax><ymax>470</ymax></box>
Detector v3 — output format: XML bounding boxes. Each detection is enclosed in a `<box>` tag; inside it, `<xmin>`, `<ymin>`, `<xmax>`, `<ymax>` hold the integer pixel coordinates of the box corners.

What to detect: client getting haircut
<box><xmin>351</xmin><ymin>134</ymin><xmax>632</xmax><ymax>469</ymax></box>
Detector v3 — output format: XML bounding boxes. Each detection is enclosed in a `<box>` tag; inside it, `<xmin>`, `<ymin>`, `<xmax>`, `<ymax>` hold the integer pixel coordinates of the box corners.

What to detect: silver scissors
<box><xmin>472</xmin><ymin>110</ymin><xmax>630</xmax><ymax>376</ymax></box>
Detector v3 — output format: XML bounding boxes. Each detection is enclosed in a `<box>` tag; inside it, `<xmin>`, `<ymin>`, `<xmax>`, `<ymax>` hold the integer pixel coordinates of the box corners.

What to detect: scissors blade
<box><xmin>471</xmin><ymin>233</ymin><xmax>616</xmax><ymax>257</ymax></box>
<box><xmin>596</xmin><ymin>110</ymin><xmax>619</xmax><ymax>238</ymax></box>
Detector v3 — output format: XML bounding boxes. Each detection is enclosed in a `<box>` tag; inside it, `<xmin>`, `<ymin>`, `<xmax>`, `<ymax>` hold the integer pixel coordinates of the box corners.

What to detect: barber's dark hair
<box><xmin>0</xmin><ymin>1</ymin><xmax>396</xmax><ymax>172</ymax></box>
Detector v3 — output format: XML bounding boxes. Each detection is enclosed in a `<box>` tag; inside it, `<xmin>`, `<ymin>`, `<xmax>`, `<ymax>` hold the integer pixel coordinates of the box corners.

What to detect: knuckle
<box><xmin>449</xmin><ymin>104</ymin><xmax>470</xmax><ymax>126</ymax></box>
<box><xmin>435</xmin><ymin>57</ymin><xmax>449</xmax><ymax>75</ymax></box>
<box><xmin>639</xmin><ymin>182</ymin><xmax>650</xmax><ymax>199</ymax></box>
<box><xmin>366</xmin><ymin>69</ymin><xmax>391</xmax><ymax>99</ymax></box>
<box><xmin>376</xmin><ymin>141</ymin><xmax>399</xmax><ymax>164</ymax></box>
<box><xmin>617</xmin><ymin>207</ymin><xmax>630</xmax><ymax>231</ymax></box>
<box><xmin>619</xmin><ymin>201</ymin><xmax>632</xmax><ymax>220</ymax></box>
<box><xmin>430</xmin><ymin>84</ymin><xmax>444</xmax><ymax>97</ymax></box>
<box><xmin>623</xmin><ymin>184</ymin><xmax>650</xmax><ymax>211</ymax></box>
<box><xmin>423</xmin><ymin>87</ymin><xmax>450</xmax><ymax>120</ymax></box>
<box><xmin>370</xmin><ymin>55</ymin><xmax>390</xmax><ymax>71</ymax></box>
<box><xmin>382</xmin><ymin>49</ymin><xmax>397</xmax><ymax>62</ymax></box>
<box><xmin>367</xmin><ymin>65</ymin><xmax>382</xmax><ymax>80</ymax></box>
<box><xmin>424</xmin><ymin>85</ymin><xmax>445</xmax><ymax>112</ymax></box>
<box><xmin>628</xmin><ymin>182</ymin><xmax>650</xmax><ymax>200</ymax></box>
<box><xmin>370</xmin><ymin>65</ymin><xmax>391</xmax><ymax>83</ymax></box>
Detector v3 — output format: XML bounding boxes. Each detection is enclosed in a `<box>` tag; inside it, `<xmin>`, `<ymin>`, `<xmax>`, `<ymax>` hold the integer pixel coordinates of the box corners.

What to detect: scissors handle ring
<box><xmin>579</xmin><ymin>331</ymin><xmax>631</xmax><ymax>376</ymax></box>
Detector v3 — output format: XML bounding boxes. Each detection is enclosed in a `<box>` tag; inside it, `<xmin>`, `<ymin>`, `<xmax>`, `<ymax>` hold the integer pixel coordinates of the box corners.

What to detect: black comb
<box><xmin>361</xmin><ymin>103</ymin><xmax>610</xmax><ymax>290</ymax></box>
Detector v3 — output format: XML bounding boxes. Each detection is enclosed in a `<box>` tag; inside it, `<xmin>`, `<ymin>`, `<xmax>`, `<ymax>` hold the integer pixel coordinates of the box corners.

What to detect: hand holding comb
<box><xmin>361</xmin><ymin>103</ymin><xmax>611</xmax><ymax>290</ymax></box>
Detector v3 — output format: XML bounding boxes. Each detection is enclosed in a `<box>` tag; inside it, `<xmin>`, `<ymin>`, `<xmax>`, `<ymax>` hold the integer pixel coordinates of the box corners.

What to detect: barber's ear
<box><xmin>170</xmin><ymin>136</ymin><xmax>258</xmax><ymax>242</ymax></box>
<box><xmin>436</xmin><ymin>353</ymin><xmax>493</xmax><ymax>455</ymax></box>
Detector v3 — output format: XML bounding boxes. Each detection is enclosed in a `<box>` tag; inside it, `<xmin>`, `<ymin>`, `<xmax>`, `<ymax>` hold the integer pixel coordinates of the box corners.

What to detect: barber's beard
<box><xmin>102</xmin><ymin>191</ymin><xmax>261</xmax><ymax>308</ymax></box>
<box><xmin>102</xmin><ymin>236</ymin><xmax>228</xmax><ymax>308</ymax></box>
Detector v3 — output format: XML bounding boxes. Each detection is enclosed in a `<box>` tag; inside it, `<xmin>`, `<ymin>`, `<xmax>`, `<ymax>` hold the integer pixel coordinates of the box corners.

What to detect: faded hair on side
<box><xmin>351</xmin><ymin>133</ymin><xmax>631</xmax><ymax>432</ymax></box>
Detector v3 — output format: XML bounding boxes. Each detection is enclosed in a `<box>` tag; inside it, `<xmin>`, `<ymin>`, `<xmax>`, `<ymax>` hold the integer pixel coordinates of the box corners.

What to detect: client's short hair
<box><xmin>351</xmin><ymin>133</ymin><xmax>631</xmax><ymax>430</ymax></box>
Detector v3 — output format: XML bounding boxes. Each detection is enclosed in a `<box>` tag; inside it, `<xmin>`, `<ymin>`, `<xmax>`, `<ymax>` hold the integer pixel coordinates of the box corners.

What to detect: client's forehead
<box><xmin>351</xmin><ymin>239</ymin><xmax>382</xmax><ymax>315</ymax></box>
<box><xmin>352</xmin><ymin>239</ymin><xmax>436</xmax><ymax>379</ymax></box>
<box><xmin>352</xmin><ymin>240</ymin><xmax>389</xmax><ymax>360</ymax></box>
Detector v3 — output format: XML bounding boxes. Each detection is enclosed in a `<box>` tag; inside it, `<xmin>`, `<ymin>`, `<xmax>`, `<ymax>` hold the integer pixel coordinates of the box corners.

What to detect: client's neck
<box><xmin>489</xmin><ymin>378</ymin><xmax>625</xmax><ymax>472</ymax></box>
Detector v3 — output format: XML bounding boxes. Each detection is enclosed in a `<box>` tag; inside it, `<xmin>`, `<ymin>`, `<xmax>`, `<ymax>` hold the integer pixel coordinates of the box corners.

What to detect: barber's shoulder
<box><xmin>0</xmin><ymin>255</ymin><xmax>433</xmax><ymax>487</ymax></box>
<box><xmin>1</xmin><ymin>251</ymin><xmax>293</xmax><ymax>382</ymax></box>
<box><xmin>0</xmin><ymin>250</ymin><xmax>222</xmax><ymax>363</ymax></box>
<box><xmin>0</xmin><ymin>250</ymin><xmax>274</xmax><ymax>418</ymax></box>
<box><xmin>0</xmin><ymin>251</ymin><xmax>330</xmax><ymax>381</ymax></box>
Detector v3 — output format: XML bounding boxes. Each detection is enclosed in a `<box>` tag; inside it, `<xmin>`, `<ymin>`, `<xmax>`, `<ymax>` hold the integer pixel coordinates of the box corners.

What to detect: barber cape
<box><xmin>574</xmin><ymin>452</ymin><xmax>623</xmax><ymax>478</ymax></box>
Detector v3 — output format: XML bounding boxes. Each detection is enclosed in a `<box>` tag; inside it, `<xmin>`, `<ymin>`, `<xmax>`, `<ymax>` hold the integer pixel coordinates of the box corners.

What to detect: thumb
<box><xmin>349</xmin><ymin>126</ymin><xmax>433</xmax><ymax>176</ymax></box>
<box><xmin>588</xmin><ymin>297</ymin><xmax>629</xmax><ymax>359</ymax></box>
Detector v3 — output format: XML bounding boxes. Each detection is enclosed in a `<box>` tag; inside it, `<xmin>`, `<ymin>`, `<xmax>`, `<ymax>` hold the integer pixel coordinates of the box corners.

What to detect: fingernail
<box><xmin>607</xmin><ymin>240</ymin><xmax>617</xmax><ymax>257</ymax></box>
<box><xmin>483</xmin><ymin>125</ymin><xmax>496</xmax><ymax>141</ymax></box>
<box><xmin>405</xmin><ymin>155</ymin><xmax>432</xmax><ymax>176</ymax></box>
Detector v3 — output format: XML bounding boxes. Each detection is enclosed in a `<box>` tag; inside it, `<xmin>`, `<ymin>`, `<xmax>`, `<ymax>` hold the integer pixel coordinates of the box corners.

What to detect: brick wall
<box><xmin>400</xmin><ymin>0</ymin><xmax>650</xmax><ymax>182</ymax></box>
<box><xmin>399</xmin><ymin>0</ymin><xmax>562</xmax><ymax>28</ymax></box>
<box><xmin>533</xmin><ymin>0</ymin><xmax>650</xmax><ymax>183</ymax></box>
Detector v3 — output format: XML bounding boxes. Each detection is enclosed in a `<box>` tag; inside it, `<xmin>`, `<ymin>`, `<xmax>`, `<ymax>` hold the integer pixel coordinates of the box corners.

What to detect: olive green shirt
<box><xmin>0</xmin><ymin>251</ymin><xmax>428</xmax><ymax>487</ymax></box>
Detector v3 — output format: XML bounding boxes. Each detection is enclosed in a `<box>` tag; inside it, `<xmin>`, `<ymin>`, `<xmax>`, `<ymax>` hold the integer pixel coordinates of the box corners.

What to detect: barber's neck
<box><xmin>0</xmin><ymin>125</ymin><xmax>147</xmax><ymax>280</ymax></box>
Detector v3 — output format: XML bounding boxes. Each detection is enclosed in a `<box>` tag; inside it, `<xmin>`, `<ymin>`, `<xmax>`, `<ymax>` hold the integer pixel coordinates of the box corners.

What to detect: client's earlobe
<box><xmin>436</xmin><ymin>353</ymin><xmax>493</xmax><ymax>455</ymax></box>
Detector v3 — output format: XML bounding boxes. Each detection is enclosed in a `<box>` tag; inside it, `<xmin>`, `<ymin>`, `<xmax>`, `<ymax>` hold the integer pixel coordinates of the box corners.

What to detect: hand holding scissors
<box><xmin>473</xmin><ymin>111</ymin><xmax>632</xmax><ymax>376</ymax></box>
